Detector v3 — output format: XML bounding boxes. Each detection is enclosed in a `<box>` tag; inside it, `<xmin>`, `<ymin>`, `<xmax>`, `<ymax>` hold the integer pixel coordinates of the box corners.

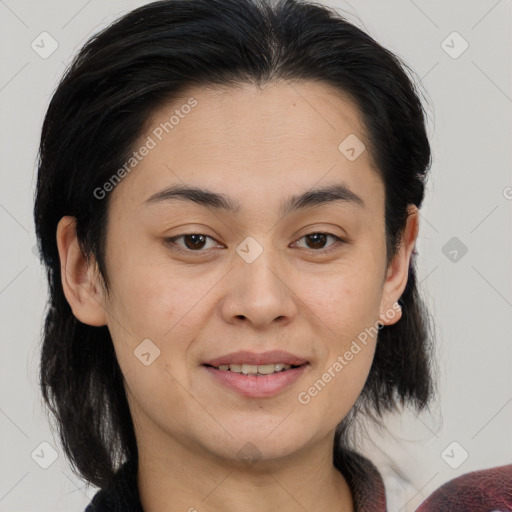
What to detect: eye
<box><xmin>165</xmin><ymin>231</ymin><xmax>346</xmax><ymax>256</ymax></box>
<box><xmin>165</xmin><ymin>234</ymin><xmax>220</xmax><ymax>253</ymax></box>
<box><xmin>292</xmin><ymin>232</ymin><xmax>346</xmax><ymax>253</ymax></box>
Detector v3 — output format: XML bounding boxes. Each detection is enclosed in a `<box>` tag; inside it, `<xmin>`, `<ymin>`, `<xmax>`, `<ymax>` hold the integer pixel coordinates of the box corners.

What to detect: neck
<box><xmin>136</xmin><ymin>424</ymin><xmax>354</xmax><ymax>512</ymax></box>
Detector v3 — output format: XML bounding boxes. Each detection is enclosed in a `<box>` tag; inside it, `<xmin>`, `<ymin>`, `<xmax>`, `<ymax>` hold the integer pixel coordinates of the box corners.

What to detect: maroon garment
<box><xmin>416</xmin><ymin>463</ymin><xmax>512</xmax><ymax>512</ymax></box>
<box><xmin>333</xmin><ymin>447</ymin><xmax>387</xmax><ymax>511</ymax></box>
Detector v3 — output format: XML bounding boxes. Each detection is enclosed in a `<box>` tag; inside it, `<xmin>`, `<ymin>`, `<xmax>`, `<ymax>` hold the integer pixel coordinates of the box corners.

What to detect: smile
<box><xmin>202</xmin><ymin>363</ymin><xmax>310</xmax><ymax>397</ymax></box>
<box><xmin>207</xmin><ymin>362</ymin><xmax>303</xmax><ymax>375</ymax></box>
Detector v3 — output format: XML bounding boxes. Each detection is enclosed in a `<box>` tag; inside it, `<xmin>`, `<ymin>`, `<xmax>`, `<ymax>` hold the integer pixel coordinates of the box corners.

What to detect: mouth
<box><xmin>202</xmin><ymin>349</ymin><xmax>309</xmax><ymax>368</ymax></box>
<box><xmin>201</xmin><ymin>362</ymin><xmax>310</xmax><ymax>398</ymax></box>
<box><xmin>202</xmin><ymin>362</ymin><xmax>307</xmax><ymax>376</ymax></box>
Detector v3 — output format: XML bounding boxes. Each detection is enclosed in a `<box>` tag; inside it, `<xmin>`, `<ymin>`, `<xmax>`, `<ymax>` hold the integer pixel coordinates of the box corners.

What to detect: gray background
<box><xmin>0</xmin><ymin>0</ymin><xmax>511</xmax><ymax>510</ymax></box>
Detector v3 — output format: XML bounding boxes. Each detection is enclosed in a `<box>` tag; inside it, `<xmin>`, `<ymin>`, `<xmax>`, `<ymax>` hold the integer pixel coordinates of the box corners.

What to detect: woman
<box><xmin>33</xmin><ymin>0</ymin><xmax>475</xmax><ymax>510</ymax></box>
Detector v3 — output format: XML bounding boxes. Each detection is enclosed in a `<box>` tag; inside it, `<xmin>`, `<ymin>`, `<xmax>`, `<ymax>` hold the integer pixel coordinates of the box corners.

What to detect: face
<box><xmin>59</xmin><ymin>80</ymin><xmax>416</xmax><ymax>468</ymax></box>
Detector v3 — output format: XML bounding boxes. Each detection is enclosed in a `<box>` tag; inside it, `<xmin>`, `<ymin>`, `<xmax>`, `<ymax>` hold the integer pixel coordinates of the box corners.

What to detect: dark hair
<box><xmin>34</xmin><ymin>0</ymin><xmax>437</xmax><ymax>489</ymax></box>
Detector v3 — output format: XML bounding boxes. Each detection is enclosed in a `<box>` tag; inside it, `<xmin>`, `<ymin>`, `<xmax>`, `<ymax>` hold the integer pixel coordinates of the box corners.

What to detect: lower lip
<box><xmin>202</xmin><ymin>364</ymin><xmax>309</xmax><ymax>398</ymax></box>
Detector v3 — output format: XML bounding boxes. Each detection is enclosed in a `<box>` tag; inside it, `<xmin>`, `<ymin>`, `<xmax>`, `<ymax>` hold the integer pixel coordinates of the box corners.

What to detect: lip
<box><xmin>203</xmin><ymin>350</ymin><xmax>309</xmax><ymax>367</ymax></box>
<box><xmin>203</xmin><ymin>364</ymin><xmax>310</xmax><ymax>398</ymax></box>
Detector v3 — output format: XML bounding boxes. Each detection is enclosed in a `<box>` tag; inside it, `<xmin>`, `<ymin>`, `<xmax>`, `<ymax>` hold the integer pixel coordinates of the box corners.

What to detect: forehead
<box><xmin>109</xmin><ymin>80</ymin><xmax>383</xmax><ymax>217</ymax></box>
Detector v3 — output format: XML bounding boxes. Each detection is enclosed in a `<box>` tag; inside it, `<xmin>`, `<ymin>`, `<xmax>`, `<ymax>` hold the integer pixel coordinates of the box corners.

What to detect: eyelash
<box><xmin>165</xmin><ymin>232</ymin><xmax>347</xmax><ymax>256</ymax></box>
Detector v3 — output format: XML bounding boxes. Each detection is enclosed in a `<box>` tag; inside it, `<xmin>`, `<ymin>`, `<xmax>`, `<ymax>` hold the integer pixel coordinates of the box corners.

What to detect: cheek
<box><xmin>302</xmin><ymin>264</ymin><xmax>382</xmax><ymax>336</ymax></box>
<box><xmin>295</xmin><ymin>263</ymin><xmax>381</xmax><ymax>401</ymax></box>
<box><xmin>105</xmin><ymin>254</ymin><xmax>220</xmax><ymax>375</ymax></box>
<box><xmin>104</xmin><ymin>263</ymin><xmax>196</xmax><ymax>427</ymax></box>
<box><xmin>106</xmin><ymin>250</ymin><xmax>180</xmax><ymax>332</ymax></box>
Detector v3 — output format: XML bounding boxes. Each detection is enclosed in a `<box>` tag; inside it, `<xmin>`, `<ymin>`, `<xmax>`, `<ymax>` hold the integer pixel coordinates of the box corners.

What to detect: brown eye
<box><xmin>166</xmin><ymin>234</ymin><xmax>218</xmax><ymax>252</ymax></box>
<box><xmin>293</xmin><ymin>232</ymin><xmax>345</xmax><ymax>253</ymax></box>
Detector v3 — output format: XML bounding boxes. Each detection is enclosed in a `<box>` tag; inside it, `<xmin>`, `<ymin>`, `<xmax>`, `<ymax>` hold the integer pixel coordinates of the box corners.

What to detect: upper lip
<box><xmin>203</xmin><ymin>350</ymin><xmax>309</xmax><ymax>367</ymax></box>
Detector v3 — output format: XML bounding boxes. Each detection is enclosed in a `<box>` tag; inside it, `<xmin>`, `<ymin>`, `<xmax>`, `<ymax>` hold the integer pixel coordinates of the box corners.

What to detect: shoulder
<box><xmin>334</xmin><ymin>447</ymin><xmax>388</xmax><ymax>511</ymax></box>
<box><xmin>83</xmin><ymin>457</ymin><xmax>143</xmax><ymax>512</ymax></box>
<box><xmin>417</xmin><ymin>463</ymin><xmax>512</xmax><ymax>512</ymax></box>
<box><xmin>84</xmin><ymin>488</ymin><xmax>109</xmax><ymax>512</ymax></box>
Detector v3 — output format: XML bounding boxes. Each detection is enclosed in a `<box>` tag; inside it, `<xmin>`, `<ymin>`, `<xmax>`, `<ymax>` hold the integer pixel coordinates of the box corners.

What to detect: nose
<box><xmin>220</xmin><ymin>247</ymin><xmax>298</xmax><ymax>329</ymax></box>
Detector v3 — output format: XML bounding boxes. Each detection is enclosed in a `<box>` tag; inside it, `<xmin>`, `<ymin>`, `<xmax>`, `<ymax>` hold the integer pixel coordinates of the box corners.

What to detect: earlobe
<box><xmin>378</xmin><ymin>301</ymin><xmax>402</xmax><ymax>328</ymax></box>
<box><xmin>378</xmin><ymin>205</ymin><xmax>419</xmax><ymax>327</ymax></box>
<box><xmin>56</xmin><ymin>216</ymin><xmax>108</xmax><ymax>327</ymax></box>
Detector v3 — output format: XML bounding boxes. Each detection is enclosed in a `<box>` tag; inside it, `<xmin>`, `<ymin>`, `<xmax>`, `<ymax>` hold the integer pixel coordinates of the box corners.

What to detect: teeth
<box><xmin>216</xmin><ymin>363</ymin><xmax>293</xmax><ymax>375</ymax></box>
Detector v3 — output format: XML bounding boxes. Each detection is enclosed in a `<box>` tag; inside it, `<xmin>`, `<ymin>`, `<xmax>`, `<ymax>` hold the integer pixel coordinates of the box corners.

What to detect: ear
<box><xmin>56</xmin><ymin>216</ymin><xmax>108</xmax><ymax>326</ymax></box>
<box><xmin>378</xmin><ymin>205</ymin><xmax>419</xmax><ymax>327</ymax></box>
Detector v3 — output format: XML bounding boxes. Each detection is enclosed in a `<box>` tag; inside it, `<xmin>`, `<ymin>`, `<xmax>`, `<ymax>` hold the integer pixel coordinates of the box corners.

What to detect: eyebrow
<box><xmin>144</xmin><ymin>182</ymin><xmax>365</xmax><ymax>216</ymax></box>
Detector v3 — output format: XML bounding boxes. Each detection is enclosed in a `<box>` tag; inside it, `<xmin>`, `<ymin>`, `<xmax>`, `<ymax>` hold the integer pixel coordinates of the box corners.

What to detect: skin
<box><xmin>56</xmin><ymin>80</ymin><xmax>419</xmax><ymax>512</ymax></box>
